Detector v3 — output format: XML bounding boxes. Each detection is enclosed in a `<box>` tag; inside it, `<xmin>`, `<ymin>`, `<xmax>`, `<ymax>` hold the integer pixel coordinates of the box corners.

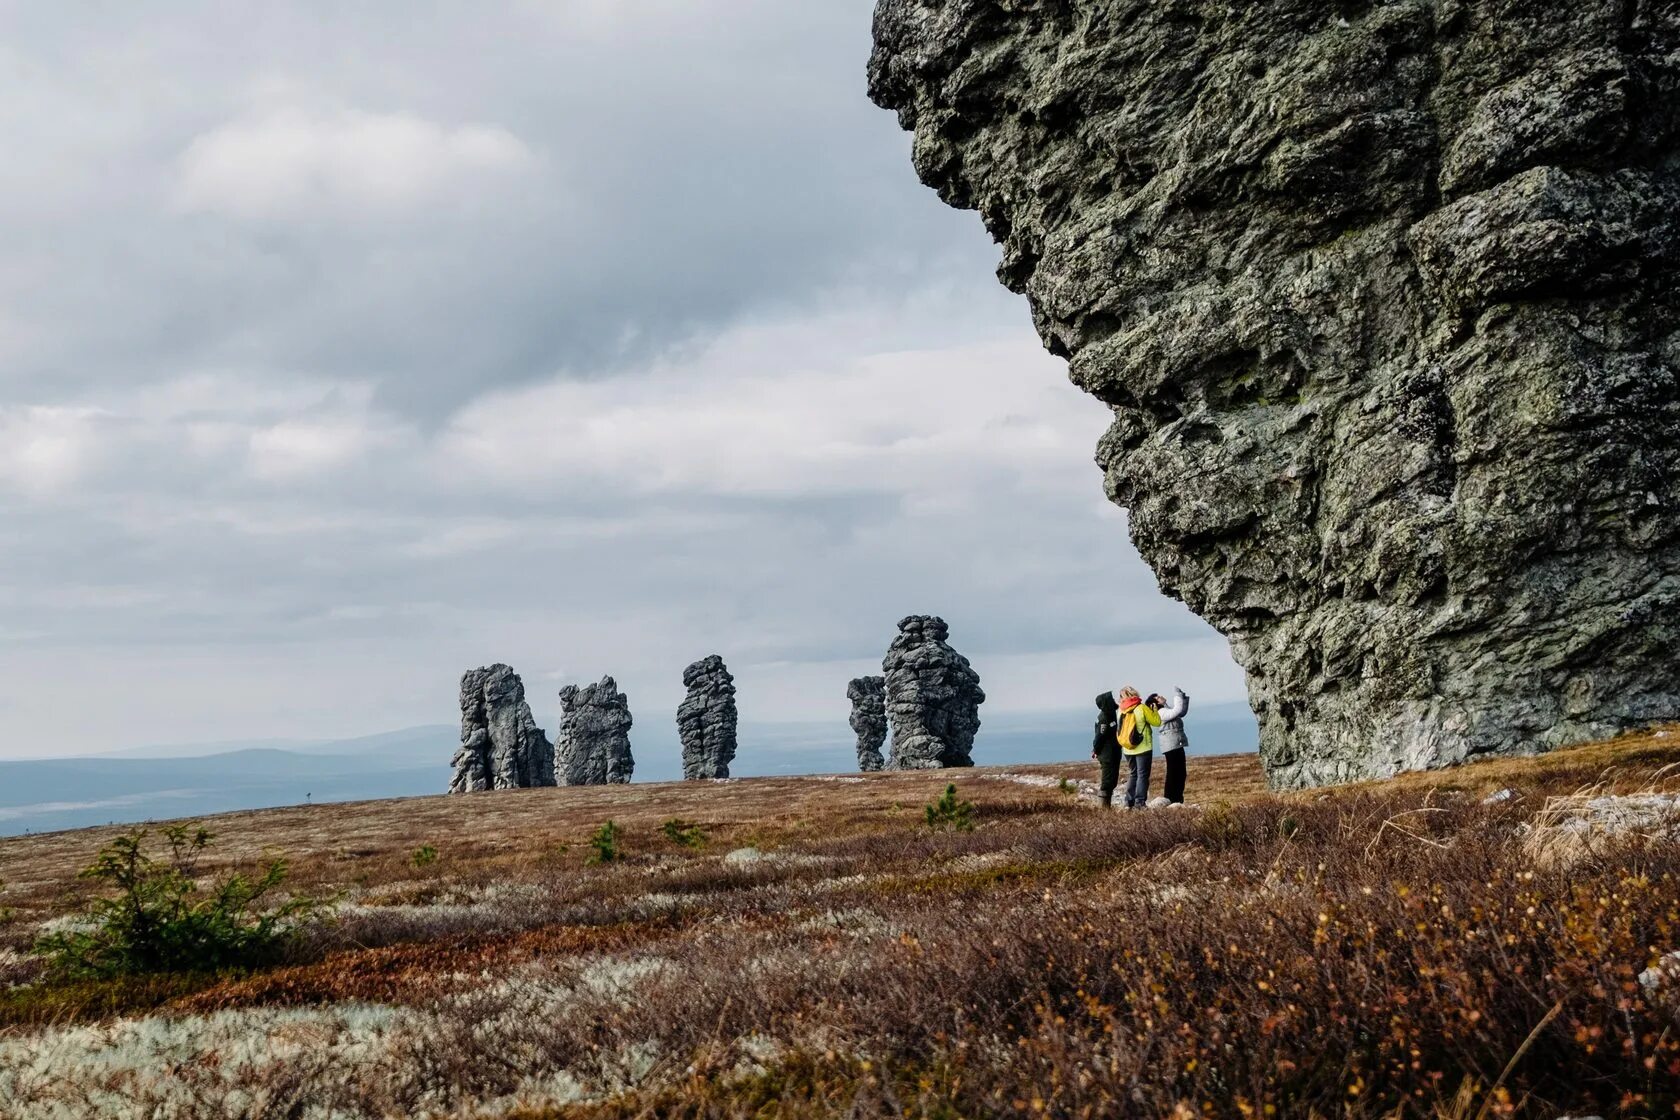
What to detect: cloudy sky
<box><xmin>0</xmin><ymin>1</ymin><xmax>1245</xmax><ymax>760</ymax></box>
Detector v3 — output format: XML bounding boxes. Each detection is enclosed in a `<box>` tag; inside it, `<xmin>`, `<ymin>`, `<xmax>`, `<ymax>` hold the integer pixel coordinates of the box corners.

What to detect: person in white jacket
<box><xmin>1149</xmin><ymin>688</ymin><xmax>1190</xmax><ymax>804</ymax></box>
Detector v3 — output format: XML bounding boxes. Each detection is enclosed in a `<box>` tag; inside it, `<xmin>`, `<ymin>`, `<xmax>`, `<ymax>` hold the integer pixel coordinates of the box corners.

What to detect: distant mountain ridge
<box><xmin>0</xmin><ymin>705</ymin><xmax>1257</xmax><ymax>836</ymax></box>
<box><xmin>91</xmin><ymin>726</ymin><xmax>457</xmax><ymax>761</ymax></box>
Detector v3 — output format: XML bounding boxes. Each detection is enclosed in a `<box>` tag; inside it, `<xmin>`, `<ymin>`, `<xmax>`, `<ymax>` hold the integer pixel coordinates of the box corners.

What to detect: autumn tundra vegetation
<box><xmin>0</xmin><ymin>737</ymin><xmax>1677</xmax><ymax>1118</ymax></box>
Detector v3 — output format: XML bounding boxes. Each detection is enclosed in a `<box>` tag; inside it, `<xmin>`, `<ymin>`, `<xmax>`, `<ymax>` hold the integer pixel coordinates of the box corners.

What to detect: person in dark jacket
<box><xmin>1091</xmin><ymin>691</ymin><xmax>1121</xmax><ymax>808</ymax></box>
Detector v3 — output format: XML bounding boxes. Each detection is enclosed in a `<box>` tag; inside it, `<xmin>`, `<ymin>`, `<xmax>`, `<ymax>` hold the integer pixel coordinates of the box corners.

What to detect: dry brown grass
<box><xmin>6</xmin><ymin>728</ymin><xmax>1661</xmax><ymax>922</ymax></box>
<box><xmin>1</xmin><ymin>730</ymin><xmax>1678</xmax><ymax>1118</ymax></box>
<box><xmin>0</xmin><ymin>753</ymin><xmax>1266</xmax><ymax>924</ymax></box>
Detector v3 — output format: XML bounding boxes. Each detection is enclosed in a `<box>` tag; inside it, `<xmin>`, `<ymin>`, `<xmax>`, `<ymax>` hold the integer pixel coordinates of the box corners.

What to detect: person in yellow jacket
<box><xmin>1117</xmin><ymin>686</ymin><xmax>1161</xmax><ymax>810</ymax></box>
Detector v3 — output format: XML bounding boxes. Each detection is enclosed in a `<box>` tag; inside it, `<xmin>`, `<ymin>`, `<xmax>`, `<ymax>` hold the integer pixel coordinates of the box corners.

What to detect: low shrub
<box><xmin>588</xmin><ymin>821</ymin><xmax>622</xmax><ymax>865</ymax></box>
<box><xmin>411</xmin><ymin>844</ymin><xmax>439</xmax><ymax>869</ymax></box>
<box><xmin>33</xmin><ymin>825</ymin><xmax>325</xmax><ymax>980</ymax></box>
<box><xmin>925</xmin><ymin>785</ymin><xmax>975</xmax><ymax>832</ymax></box>
<box><xmin>1196</xmin><ymin>799</ymin><xmax>1246</xmax><ymax>848</ymax></box>
<box><xmin>660</xmin><ymin>819</ymin><xmax>706</xmax><ymax>849</ymax></box>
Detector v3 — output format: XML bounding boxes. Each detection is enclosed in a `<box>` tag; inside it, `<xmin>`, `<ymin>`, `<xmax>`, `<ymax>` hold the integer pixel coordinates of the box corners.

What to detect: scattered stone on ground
<box><xmin>1483</xmin><ymin>788</ymin><xmax>1518</xmax><ymax>804</ymax></box>
<box><xmin>847</xmin><ymin>675</ymin><xmax>888</xmax><ymax>772</ymax></box>
<box><xmin>720</xmin><ymin>847</ymin><xmax>833</xmax><ymax>870</ymax></box>
<box><xmin>677</xmin><ymin>655</ymin><xmax>738</xmax><ymax>780</ymax></box>
<box><xmin>1640</xmin><ymin>950</ymin><xmax>1680</xmax><ymax>994</ymax></box>
<box><xmin>1555</xmin><ymin>793</ymin><xmax>1680</xmax><ymax>834</ymax></box>
<box><xmin>980</xmin><ymin>771</ymin><xmax>1104</xmax><ymax>803</ymax></box>
<box><xmin>451</xmin><ymin>665</ymin><xmax>553</xmax><ymax>793</ymax></box>
<box><xmin>555</xmin><ymin>676</ymin><xmax>635</xmax><ymax>786</ymax></box>
<box><xmin>1641</xmin><ymin>951</ymin><xmax>1680</xmax><ymax>1022</ymax></box>
<box><xmin>1523</xmin><ymin>791</ymin><xmax>1680</xmax><ymax>869</ymax></box>
<box><xmin>882</xmin><ymin>615</ymin><xmax>984</xmax><ymax>769</ymax></box>
<box><xmin>868</xmin><ymin>2</ymin><xmax>1680</xmax><ymax>788</ymax></box>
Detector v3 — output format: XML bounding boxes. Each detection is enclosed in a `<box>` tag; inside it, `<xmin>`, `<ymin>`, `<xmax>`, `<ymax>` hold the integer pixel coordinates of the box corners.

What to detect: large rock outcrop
<box><xmin>451</xmin><ymin>665</ymin><xmax>553</xmax><ymax>793</ymax></box>
<box><xmin>869</xmin><ymin>0</ymin><xmax>1680</xmax><ymax>788</ymax></box>
<box><xmin>556</xmin><ymin>676</ymin><xmax>635</xmax><ymax>785</ymax></box>
<box><xmin>678</xmin><ymin>655</ymin><xmax>739</xmax><ymax>779</ymax></box>
<box><xmin>847</xmin><ymin>675</ymin><xmax>888</xmax><ymax>772</ymax></box>
<box><xmin>882</xmin><ymin>616</ymin><xmax>985</xmax><ymax>768</ymax></box>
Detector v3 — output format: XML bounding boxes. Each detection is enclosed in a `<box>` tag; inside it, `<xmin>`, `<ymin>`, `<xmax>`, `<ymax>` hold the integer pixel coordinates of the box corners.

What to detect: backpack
<box><xmin>1118</xmin><ymin>710</ymin><xmax>1144</xmax><ymax>748</ymax></box>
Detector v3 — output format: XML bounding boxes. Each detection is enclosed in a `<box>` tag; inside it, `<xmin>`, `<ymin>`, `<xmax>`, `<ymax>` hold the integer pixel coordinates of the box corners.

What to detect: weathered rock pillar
<box><xmin>451</xmin><ymin>665</ymin><xmax>553</xmax><ymax>793</ymax></box>
<box><xmin>678</xmin><ymin>655</ymin><xmax>739</xmax><ymax>780</ymax></box>
<box><xmin>882</xmin><ymin>615</ymin><xmax>984</xmax><ymax>769</ymax></box>
<box><xmin>847</xmin><ymin>675</ymin><xmax>887</xmax><ymax>772</ymax></box>
<box><xmin>556</xmin><ymin>676</ymin><xmax>635</xmax><ymax>785</ymax></box>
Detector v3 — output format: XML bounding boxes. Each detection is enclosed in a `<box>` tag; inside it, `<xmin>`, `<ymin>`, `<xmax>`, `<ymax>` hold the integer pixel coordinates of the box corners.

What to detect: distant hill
<box><xmin>91</xmin><ymin>726</ymin><xmax>458</xmax><ymax>762</ymax></box>
<box><xmin>0</xmin><ymin>705</ymin><xmax>1256</xmax><ymax>836</ymax></box>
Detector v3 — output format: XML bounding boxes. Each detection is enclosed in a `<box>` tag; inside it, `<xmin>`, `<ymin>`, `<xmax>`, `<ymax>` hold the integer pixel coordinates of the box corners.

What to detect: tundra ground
<box><xmin>1</xmin><ymin>735</ymin><xmax>1677</xmax><ymax>1118</ymax></box>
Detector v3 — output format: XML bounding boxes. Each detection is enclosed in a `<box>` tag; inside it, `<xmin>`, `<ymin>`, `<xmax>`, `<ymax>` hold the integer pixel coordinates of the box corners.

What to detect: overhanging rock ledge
<box><xmin>869</xmin><ymin>0</ymin><xmax>1680</xmax><ymax>787</ymax></box>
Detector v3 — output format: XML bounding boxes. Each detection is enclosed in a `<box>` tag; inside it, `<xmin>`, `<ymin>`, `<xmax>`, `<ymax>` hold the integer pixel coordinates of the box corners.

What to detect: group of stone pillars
<box><xmin>451</xmin><ymin>614</ymin><xmax>983</xmax><ymax>791</ymax></box>
<box><xmin>450</xmin><ymin>667</ymin><xmax>637</xmax><ymax>792</ymax></box>
<box><xmin>848</xmin><ymin>614</ymin><xmax>985</xmax><ymax>772</ymax></box>
<box><xmin>449</xmin><ymin>654</ymin><xmax>739</xmax><ymax>792</ymax></box>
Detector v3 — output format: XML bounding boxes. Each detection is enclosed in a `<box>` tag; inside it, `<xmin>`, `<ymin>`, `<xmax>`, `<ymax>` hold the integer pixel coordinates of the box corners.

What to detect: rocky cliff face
<box><xmin>556</xmin><ymin>676</ymin><xmax>635</xmax><ymax>785</ymax></box>
<box><xmin>869</xmin><ymin>0</ymin><xmax>1680</xmax><ymax>787</ymax></box>
<box><xmin>883</xmin><ymin>615</ymin><xmax>985</xmax><ymax>768</ymax></box>
<box><xmin>452</xmin><ymin>665</ymin><xmax>553</xmax><ymax>793</ymax></box>
<box><xmin>847</xmin><ymin>675</ymin><xmax>888</xmax><ymax>771</ymax></box>
<box><xmin>678</xmin><ymin>655</ymin><xmax>739</xmax><ymax>780</ymax></box>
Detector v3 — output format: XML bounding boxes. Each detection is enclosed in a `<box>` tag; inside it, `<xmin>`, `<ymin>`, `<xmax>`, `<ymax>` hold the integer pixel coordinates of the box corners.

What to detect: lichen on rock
<box><xmin>678</xmin><ymin>655</ymin><xmax>738</xmax><ymax>780</ymax></box>
<box><xmin>883</xmin><ymin>615</ymin><xmax>984</xmax><ymax>769</ymax></box>
<box><xmin>869</xmin><ymin>0</ymin><xmax>1680</xmax><ymax>788</ymax></box>
<box><xmin>847</xmin><ymin>675</ymin><xmax>888</xmax><ymax>772</ymax></box>
<box><xmin>556</xmin><ymin>676</ymin><xmax>635</xmax><ymax>786</ymax></box>
<box><xmin>452</xmin><ymin>665</ymin><xmax>553</xmax><ymax>793</ymax></box>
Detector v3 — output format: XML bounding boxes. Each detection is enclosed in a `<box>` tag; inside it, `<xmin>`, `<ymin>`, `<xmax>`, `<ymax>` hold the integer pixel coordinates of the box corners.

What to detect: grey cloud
<box><xmin>0</xmin><ymin>2</ymin><xmax>1244</xmax><ymax>758</ymax></box>
<box><xmin>0</xmin><ymin>2</ymin><xmax>989</xmax><ymax>419</ymax></box>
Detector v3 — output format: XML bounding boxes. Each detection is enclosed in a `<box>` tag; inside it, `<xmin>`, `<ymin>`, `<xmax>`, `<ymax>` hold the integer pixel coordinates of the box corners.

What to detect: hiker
<box><xmin>1151</xmin><ymin>687</ymin><xmax>1190</xmax><ymax>804</ymax></box>
<box><xmin>1091</xmin><ymin>691</ymin><xmax>1121</xmax><ymax>808</ymax></box>
<box><xmin>1118</xmin><ymin>686</ymin><xmax>1160</xmax><ymax>809</ymax></box>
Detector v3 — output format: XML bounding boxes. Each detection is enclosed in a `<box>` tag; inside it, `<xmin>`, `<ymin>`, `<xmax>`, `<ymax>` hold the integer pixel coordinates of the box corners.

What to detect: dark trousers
<box><xmin>1164</xmin><ymin>749</ymin><xmax>1186</xmax><ymax>804</ymax></box>
<box><xmin>1097</xmin><ymin>749</ymin><xmax>1120</xmax><ymax>807</ymax></box>
<box><xmin>1125</xmin><ymin>752</ymin><xmax>1153</xmax><ymax>809</ymax></box>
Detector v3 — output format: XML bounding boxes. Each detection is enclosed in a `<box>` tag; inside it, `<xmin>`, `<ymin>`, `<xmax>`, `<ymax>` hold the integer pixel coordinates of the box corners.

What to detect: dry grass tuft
<box><xmin>1521</xmin><ymin>767</ymin><xmax>1680</xmax><ymax>870</ymax></box>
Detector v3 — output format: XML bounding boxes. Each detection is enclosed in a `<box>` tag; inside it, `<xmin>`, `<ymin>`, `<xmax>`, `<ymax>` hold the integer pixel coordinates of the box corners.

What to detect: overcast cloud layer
<box><xmin>0</xmin><ymin>2</ymin><xmax>1244</xmax><ymax>761</ymax></box>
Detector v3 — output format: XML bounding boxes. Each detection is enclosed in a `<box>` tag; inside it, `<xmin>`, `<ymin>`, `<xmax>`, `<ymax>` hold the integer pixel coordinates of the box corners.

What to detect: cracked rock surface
<box><xmin>869</xmin><ymin>0</ymin><xmax>1680</xmax><ymax>787</ymax></box>
<box><xmin>556</xmin><ymin>676</ymin><xmax>635</xmax><ymax>786</ymax></box>
<box><xmin>678</xmin><ymin>655</ymin><xmax>739</xmax><ymax>780</ymax></box>
<box><xmin>847</xmin><ymin>675</ymin><xmax>888</xmax><ymax>772</ymax></box>
<box><xmin>451</xmin><ymin>665</ymin><xmax>553</xmax><ymax>793</ymax></box>
<box><xmin>883</xmin><ymin>615</ymin><xmax>985</xmax><ymax>769</ymax></box>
